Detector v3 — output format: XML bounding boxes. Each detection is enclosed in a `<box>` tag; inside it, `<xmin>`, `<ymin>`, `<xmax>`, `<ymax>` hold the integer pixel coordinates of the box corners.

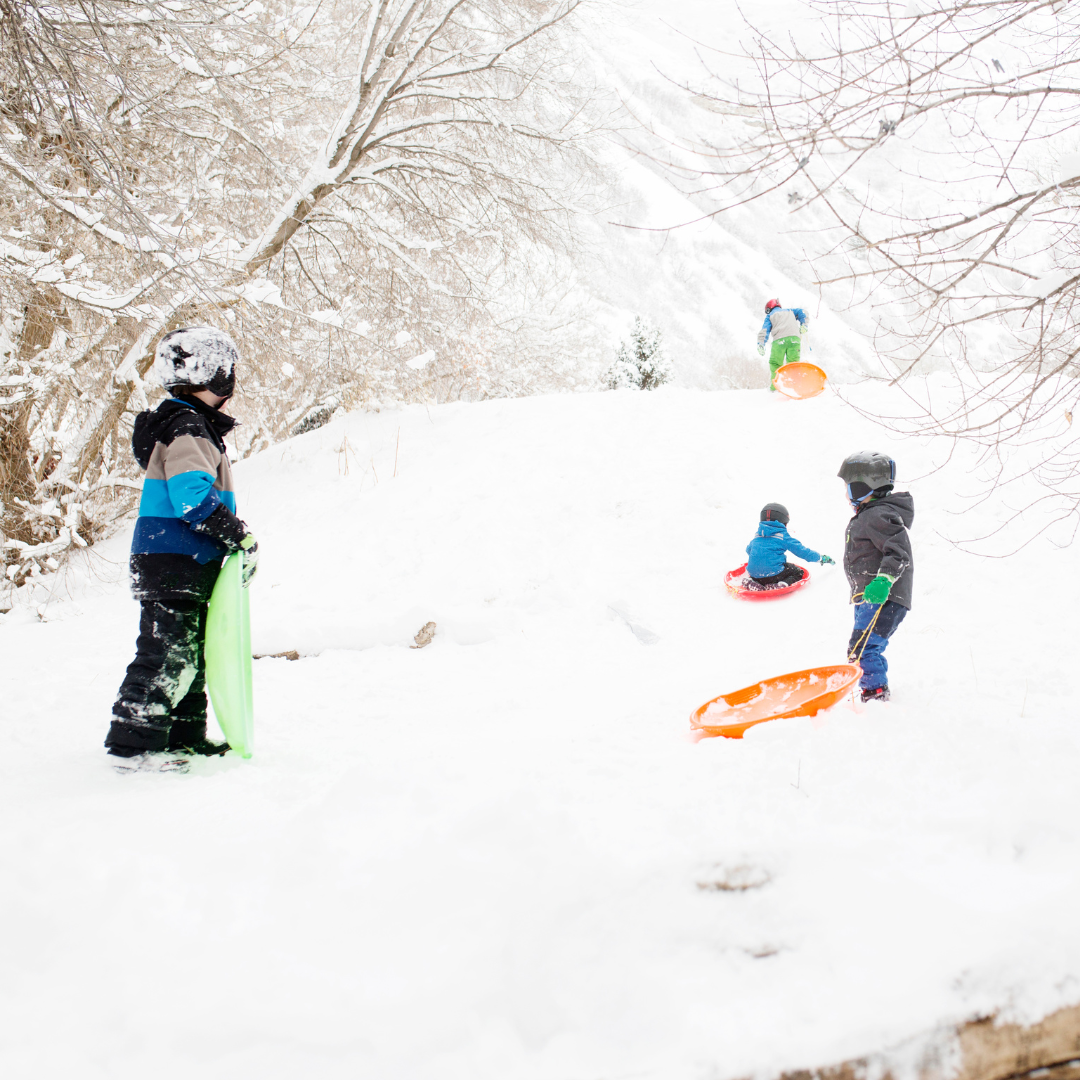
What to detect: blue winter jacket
<box><xmin>746</xmin><ymin>521</ymin><xmax>822</xmax><ymax>578</ymax></box>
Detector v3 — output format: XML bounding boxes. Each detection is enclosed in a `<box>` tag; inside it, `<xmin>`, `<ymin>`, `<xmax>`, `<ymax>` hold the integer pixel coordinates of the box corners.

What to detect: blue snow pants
<box><xmin>848</xmin><ymin>600</ymin><xmax>907</xmax><ymax>690</ymax></box>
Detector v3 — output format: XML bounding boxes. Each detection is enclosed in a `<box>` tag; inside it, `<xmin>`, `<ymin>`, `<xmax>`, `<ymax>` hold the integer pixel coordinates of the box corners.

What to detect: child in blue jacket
<box><xmin>746</xmin><ymin>503</ymin><xmax>833</xmax><ymax>587</ymax></box>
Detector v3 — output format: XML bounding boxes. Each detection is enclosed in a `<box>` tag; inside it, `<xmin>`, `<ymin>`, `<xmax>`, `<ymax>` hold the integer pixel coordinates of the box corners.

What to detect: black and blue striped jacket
<box><xmin>129</xmin><ymin>397</ymin><xmax>247</xmax><ymax>602</ymax></box>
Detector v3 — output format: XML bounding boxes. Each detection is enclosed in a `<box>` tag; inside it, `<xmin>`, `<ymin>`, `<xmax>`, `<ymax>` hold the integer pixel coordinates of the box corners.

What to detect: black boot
<box><xmin>861</xmin><ymin>685</ymin><xmax>890</xmax><ymax>702</ymax></box>
<box><xmin>168</xmin><ymin>718</ymin><xmax>229</xmax><ymax>756</ymax></box>
<box><xmin>177</xmin><ymin>738</ymin><xmax>230</xmax><ymax>757</ymax></box>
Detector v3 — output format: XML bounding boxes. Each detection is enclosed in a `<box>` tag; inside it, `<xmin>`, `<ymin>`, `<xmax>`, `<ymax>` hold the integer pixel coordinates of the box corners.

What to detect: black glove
<box><xmin>240</xmin><ymin>534</ymin><xmax>258</xmax><ymax>588</ymax></box>
<box><xmin>193</xmin><ymin>504</ymin><xmax>258</xmax><ymax>586</ymax></box>
<box><xmin>820</xmin><ymin>555</ymin><xmax>835</xmax><ymax>565</ymax></box>
<box><xmin>192</xmin><ymin>503</ymin><xmax>249</xmax><ymax>550</ymax></box>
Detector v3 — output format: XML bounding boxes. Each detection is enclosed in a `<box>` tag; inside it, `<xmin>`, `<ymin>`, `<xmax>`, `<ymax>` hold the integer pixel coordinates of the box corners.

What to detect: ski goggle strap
<box><xmin>847</xmin><ymin>482</ymin><xmax>874</xmax><ymax>504</ymax></box>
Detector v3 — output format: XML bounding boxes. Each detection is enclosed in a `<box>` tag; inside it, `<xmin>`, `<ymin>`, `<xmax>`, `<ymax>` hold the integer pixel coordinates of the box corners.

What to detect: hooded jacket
<box><xmin>843</xmin><ymin>491</ymin><xmax>915</xmax><ymax>609</ymax></box>
<box><xmin>129</xmin><ymin>397</ymin><xmax>247</xmax><ymax>602</ymax></box>
<box><xmin>757</xmin><ymin>307</ymin><xmax>808</xmax><ymax>348</ymax></box>
<box><xmin>746</xmin><ymin>521</ymin><xmax>822</xmax><ymax>578</ymax></box>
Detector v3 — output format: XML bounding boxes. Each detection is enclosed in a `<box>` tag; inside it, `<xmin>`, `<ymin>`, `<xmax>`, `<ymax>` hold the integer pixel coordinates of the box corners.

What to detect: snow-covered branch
<box><xmin>677</xmin><ymin>0</ymin><xmax>1080</xmax><ymax>524</ymax></box>
<box><xmin>1</xmin><ymin>0</ymin><xmax>597</xmax><ymax>581</ymax></box>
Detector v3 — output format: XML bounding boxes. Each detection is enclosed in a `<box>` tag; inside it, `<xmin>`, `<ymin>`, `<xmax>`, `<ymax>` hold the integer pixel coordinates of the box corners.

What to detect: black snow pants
<box><xmin>105</xmin><ymin>601</ymin><xmax>210</xmax><ymax>753</ymax></box>
<box><xmin>750</xmin><ymin>561</ymin><xmax>804</xmax><ymax>587</ymax></box>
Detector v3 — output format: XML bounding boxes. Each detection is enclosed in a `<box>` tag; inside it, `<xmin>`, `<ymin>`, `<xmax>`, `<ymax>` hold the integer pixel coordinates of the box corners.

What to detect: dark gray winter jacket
<box><xmin>843</xmin><ymin>491</ymin><xmax>914</xmax><ymax>610</ymax></box>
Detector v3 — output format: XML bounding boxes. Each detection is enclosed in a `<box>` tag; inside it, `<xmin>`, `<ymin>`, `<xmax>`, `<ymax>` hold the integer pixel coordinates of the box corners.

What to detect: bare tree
<box><xmin>1</xmin><ymin>0</ymin><xmax>314</xmax><ymax>582</ymax></box>
<box><xmin>678</xmin><ymin>0</ymin><xmax>1080</xmax><ymax>539</ymax></box>
<box><xmin>1</xmin><ymin>0</ymin><xmax>594</xmax><ymax>596</ymax></box>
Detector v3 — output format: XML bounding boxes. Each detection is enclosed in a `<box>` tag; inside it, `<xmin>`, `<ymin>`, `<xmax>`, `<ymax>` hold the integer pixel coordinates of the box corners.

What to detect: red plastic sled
<box><xmin>690</xmin><ymin>663</ymin><xmax>861</xmax><ymax>739</ymax></box>
<box><xmin>774</xmin><ymin>361</ymin><xmax>827</xmax><ymax>399</ymax></box>
<box><xmin>725</xmin><ymin>562</ymin><xmax>810</xmax><ymax>600</ymax></box>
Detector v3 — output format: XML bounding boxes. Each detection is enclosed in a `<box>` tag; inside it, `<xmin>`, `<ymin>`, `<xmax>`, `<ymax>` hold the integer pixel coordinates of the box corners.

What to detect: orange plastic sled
<box><xmin>690</xmin><ymin>663</ymin><xmax>861</xmax><ymax>739</ymax></box>
<box><xmin>774</xmin><ymin>361</ymin><xmax>827</xmax><ymax>399</ymax></box>
<box><xmin>725</xmin><ymin>562</ymin><xmax>810</xmax><ymax>600</ymax></box>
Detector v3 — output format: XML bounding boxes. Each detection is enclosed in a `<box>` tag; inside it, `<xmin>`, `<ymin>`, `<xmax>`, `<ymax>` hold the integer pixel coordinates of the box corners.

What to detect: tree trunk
<box><xmin>1</xmin><ymin>289</ymin><xmax>63</xmax><ymax>542</ymax></box>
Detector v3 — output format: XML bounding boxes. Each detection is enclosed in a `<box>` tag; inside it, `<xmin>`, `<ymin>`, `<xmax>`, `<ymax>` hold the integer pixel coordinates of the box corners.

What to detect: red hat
<box><xmin>765</xmin><ymin>298</ymin><xmax>780</xmax><ymax>312</ymax></box>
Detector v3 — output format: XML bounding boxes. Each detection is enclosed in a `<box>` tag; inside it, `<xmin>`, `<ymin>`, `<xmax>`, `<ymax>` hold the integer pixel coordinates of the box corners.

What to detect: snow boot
<box><xmin>860</xmin><ymin>685</ymin><xmax>890</xmax><ymax>703</ymax></box>
<box><xmin>167</xmin><ymin>718</ymin><xmax>229</xmax><ymax>756</ymax></box>
<box><xmin>172</xmin><ymin>737</ymin><xmax>229</xmax><ymax>757</ymax></box>
<box><xmin>107</xmin><ymin>747</ymin><xmax>190</xmax><ymax>774</ymax></box>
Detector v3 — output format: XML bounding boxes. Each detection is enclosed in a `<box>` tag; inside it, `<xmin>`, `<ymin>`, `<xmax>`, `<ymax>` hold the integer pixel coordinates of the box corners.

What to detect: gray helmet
<box><xmin>760</xmin><ymin>502</ymin><xmax>789</xmax><ymax>525</ymax></box>
<box><xmin>837</xmin><ymin>451</ymin><xmax>895</xmax><ymax>490</ymax></box>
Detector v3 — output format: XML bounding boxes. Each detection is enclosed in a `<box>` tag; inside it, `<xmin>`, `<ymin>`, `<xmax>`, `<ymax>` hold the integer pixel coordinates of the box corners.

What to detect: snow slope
<box><xmin>2</xmin><ymin>384</ymin><xmax>1078</xmax><ymax>1080</ymax></box>
<box><xmin>580</xmin><ymin>0</ymin><xmax>881</xmax><ymax>388</ymax></box>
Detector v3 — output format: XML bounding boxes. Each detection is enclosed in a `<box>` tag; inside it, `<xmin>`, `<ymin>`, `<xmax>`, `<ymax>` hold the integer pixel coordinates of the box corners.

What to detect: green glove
<box><xmin>820</xmin><ymin>555</ymin><xmax>835</xmax><ymax>565</ymax></box>
<box><xmin>757</xmin><ymin>345</ymin><xmax>765</xmax><ymax>356</ymax></box>
<box><xmin>862</xmin><ymin>574</ymin><xmax>895</xmax><ymax>604</ymax></box>
<box><xmin>800</xmin><ymin>324</ymin><xmax>807</xmax><ymax>335</ymax></box>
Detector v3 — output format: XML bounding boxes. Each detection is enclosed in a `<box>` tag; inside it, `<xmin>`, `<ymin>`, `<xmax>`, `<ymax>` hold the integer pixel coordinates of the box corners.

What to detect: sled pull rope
<box><xmin>847</xmin><ymin>592</ymin><xmax>885</xmax><ymax>664</ymax></box>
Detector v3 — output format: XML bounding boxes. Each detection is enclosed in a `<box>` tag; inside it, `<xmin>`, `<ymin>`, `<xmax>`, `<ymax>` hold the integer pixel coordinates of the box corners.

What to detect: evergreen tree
<box><xmin>605</xmin><ymin>317</ymin><xmax>672</xmax><ymax>391</ymax></box>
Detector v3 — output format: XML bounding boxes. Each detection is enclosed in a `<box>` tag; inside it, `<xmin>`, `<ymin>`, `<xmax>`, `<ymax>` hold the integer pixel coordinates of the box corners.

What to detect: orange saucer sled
<box><xmin>690</xmin><ymin>663</ymin><xmax>861</xmax><ymax>739</ymax></box>
<box><xmin>774</xmin><ymin>362</ymin><xmax>827</xmax><ymax>399</ymax></box>
<box><xmin>725</xmin><ymin>562</ymin><xmax>809</xmax><ymax>600</ymax></box>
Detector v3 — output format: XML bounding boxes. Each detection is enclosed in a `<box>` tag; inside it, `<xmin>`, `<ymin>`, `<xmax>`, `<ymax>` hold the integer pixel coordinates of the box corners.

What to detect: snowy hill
<box><xmin>2</xmin><ymin>384</ymin><xmax>1078</xmax><ymax>1079</ymax></box>
<box><xmin>578</xmin><ymin>0</ymin><xmax>879</xmax><ymax>388</ymax></box>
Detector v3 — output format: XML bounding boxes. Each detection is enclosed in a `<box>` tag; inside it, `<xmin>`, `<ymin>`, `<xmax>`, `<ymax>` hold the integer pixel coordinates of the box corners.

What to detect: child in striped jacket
<box><xmin>105</xmin><ymin>327</ymin><xmax>258</xmax><ymax>763</ymax></box>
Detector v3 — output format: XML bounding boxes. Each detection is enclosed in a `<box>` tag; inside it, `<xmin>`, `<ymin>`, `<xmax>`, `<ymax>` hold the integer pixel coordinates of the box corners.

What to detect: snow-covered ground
<box><xmin>3</xmin><ymin>383</ymin><xmax>1077</xmax><ymax>1079</ymax></box>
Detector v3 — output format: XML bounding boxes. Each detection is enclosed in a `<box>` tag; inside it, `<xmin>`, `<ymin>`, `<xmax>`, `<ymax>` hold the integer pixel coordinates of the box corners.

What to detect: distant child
<box><xmin>104</xmin><ymin>327</ymin><xmax>259</xmax><ymax>763</ymax></box>
<box><xmin>837</xmin><ymin>451</ymin><xmax>914</xmax><ymax>702</ymax></box>
<box><xmin>746</xmin><ymin>502</ymin><xmax>833</xmax><ymax>588</ymax></box>
<box><xmin>756</xmin><ymin>298</ymin><xmax>809</xmax><ymax>390</ymax></box>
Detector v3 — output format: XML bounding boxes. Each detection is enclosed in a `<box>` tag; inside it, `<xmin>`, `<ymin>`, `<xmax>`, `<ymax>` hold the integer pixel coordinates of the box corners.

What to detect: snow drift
<box><xmin>1</xmin><ymin>381</ymin><xmax>1077</xmax><ymax>1080</ymax></box>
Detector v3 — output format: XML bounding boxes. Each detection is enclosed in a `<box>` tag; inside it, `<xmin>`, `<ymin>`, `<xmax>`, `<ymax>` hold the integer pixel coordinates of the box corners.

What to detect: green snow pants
<box><xmin>769</xmin><ymin>335</ymin><xmax>801</xmax><ymax>389</ymax></box>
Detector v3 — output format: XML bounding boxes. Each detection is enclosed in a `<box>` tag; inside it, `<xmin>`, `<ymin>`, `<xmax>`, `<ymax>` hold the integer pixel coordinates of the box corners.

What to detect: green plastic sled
<box><xmin>205</xmin><ymin>552</ymin><xmax>254</xmax><ymax>758</ymax></box>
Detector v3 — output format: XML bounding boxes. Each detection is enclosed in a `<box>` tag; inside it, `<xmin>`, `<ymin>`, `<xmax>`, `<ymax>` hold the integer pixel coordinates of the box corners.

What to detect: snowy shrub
<box><xmin>290</xmin><ymin>404</ymin><xmax>337</xmax><ymax>439</ymax></box>
<box><xmin>605</xmin><ymin>317</ymin><xmax>672</xmax><ymax>391</ymax></box>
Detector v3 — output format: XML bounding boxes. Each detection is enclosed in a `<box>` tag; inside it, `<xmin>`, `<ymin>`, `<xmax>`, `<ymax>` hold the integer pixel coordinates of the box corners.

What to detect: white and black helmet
<box><xmin>153</xmin><ymin>326</ymin><xmax>239</xmax><ymax>398</ymax></box>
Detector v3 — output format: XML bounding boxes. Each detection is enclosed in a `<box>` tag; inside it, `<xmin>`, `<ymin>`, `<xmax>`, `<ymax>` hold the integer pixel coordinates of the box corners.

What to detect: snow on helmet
<box><xmin>764</xmin><ymin>298</ymin><xmax>781</xmax><ymax>313</ymax></box>
<box><xmin>154</xmin><ymin>326</ymin><xmax>239</xmax><ymax>398</ymax></box>
<box><xmin>837</xmin><ymin>451</ymin><xmax>896</xmax><ymax>491</ymax></box>
<box><xmin>760</xmin><ymin>502</ymin><xmax>789</xmax><ymax>525</ymax></box>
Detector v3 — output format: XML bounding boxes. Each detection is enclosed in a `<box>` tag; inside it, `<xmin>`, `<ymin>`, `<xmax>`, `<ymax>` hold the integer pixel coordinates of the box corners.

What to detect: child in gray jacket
<box><xmin>838</xmin><ymin>451</ymin><xmax>914</xmax><ymax>702</ymax></box>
